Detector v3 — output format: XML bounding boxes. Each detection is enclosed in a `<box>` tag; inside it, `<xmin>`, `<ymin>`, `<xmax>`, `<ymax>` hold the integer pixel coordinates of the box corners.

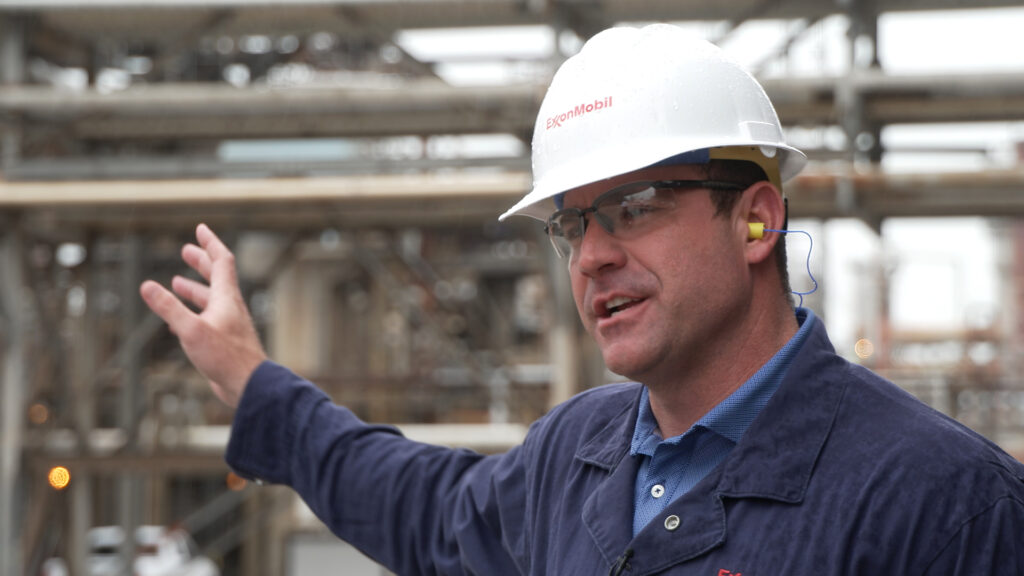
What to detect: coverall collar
<box><xmin>575</xmin><ymin>312</ymin><xmax>847</xmax><ymax>571</ymax></box>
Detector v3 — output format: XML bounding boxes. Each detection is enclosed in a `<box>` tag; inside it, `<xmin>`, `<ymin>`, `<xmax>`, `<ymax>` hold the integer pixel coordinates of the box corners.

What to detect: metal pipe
<box><xmin>0</xmin><ymin>14</ymin><xmax>23</xmax><ymax>173</ymax></box>
<box><xmin>0</xmin><ymin>222</ymin><xmax>27</xmax><ymax>576</ymax></box>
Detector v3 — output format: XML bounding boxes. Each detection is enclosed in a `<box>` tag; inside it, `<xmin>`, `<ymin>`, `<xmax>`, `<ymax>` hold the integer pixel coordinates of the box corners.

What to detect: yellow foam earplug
<box><xmin>748</xmin><ymin>222</ymin><xmax>765</xmax><ymax>240</ymax></box>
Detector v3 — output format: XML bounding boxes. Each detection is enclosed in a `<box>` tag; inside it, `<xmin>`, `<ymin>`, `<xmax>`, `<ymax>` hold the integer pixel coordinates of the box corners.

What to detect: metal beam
<box><xmin>749</xmin><ymin>17</ymin><xmax>823</xmax><ymax>76</ymax></box>
<box><xmin>763</xmin><ymin>71</ymin><xmax>1024</xmax><ymax>125</ymax></box>
<box><xmin>0</xmin><ymin>147</ymin><xmax>987</xmax><ymax>183</ymax></box>
<box><xmin>334</xmin><ymin>5</ymin><xmax>444</xmax><ymax>81</ymax></box>
<box><xmin>0</xmin><ymin>81</ymin><xmax>542</xmax><ymax>114</ymax></box>
<box><xmin>3</xmin><ymin>155</ymin><xmax>530</xmax><ymax>181</ymax></box>
<box><xmin>0</xmin><ymin>171</ymin><xmax>531</xmax><ymax>213</ymax></box>
<box><xmin>0</xmin><ymin>172</ymin><xmax>531</xmax><ymax>235</ymax></box>
<box><xmin>786</xmin><ymin>169</ymin><xmax>1024</xmax><ymax>221</ymax></box>
<box><xmin>147</xmin><ymin>8</ymin><xmax>239</xmax><ymax>81</ymax></box>
<box><xmin>4</xmin><ymin>71</ymin><xmax>1024</xmax><ymax>143</ymax></box>
<box><xmin>26</xmin><ymin>423</ymin><xmax>527</xmax><ymax>476</ymax></box>
<box><xmin>7</xmin><ymin>169</ymin><xmax>1024</xmax><ymax>220</ymax></box>
<box><xmin>2</xmin><ymin>0</ymin><xmax>1022</xmax><ymax>21</ymax></box>
<box><xmin>5</xmin><ymin>169</ymin><xmax>1024</xmax><ymax>234</ymax></box>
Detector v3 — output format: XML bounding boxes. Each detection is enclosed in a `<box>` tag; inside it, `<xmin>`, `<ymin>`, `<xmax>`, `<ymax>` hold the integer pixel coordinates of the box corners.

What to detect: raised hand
<box><xmin>140</xmin><ymin>224</ymin><xmax>267</xmax><ymax>408</ymax></box>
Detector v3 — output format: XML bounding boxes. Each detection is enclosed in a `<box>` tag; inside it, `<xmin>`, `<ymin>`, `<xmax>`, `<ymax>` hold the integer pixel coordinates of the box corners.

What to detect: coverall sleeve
<box><xmin>225</xmin><ymin>361</ymin><xmax>531</xmax><ymax>576</ymax></box>
<box><xmin>920</xmin><ymin>495</ymin><xmax>1024</xmax><ymax>576</ymax></box>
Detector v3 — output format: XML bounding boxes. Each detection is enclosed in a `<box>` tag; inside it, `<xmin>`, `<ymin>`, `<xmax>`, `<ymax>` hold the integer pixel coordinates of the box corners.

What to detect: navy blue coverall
<box><xmin>226</xmin><ymin>317</ymin><xmax>1024</xmax><ymax>575</ymax></box>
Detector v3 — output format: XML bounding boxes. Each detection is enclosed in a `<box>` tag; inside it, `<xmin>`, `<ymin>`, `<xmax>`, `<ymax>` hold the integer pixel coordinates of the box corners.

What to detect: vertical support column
<box><xmin>68</xmin><ymin>236</ymin><xmax>100</xmax><ymax>576</ymax></box>
<box><xmin>271</xmin><ymin>260</ymin><xmax>321</xmax><ymax>376</ymax></box>
<box><xmin>68</xmin><ymin>474</ymin><xmax>93</xmax><ymax>576</ymax></box>
<box><xmin>1</xmin><ymin>14</ymin><xmax>25</xmax><ymax>173</ymax></box>
<box><xmin>488</xmin><ymin>370</ymin><xmax>510</xmax><ymax>424</ymax></box>
<box><xmin>0</xmin><ymin>29</ymin><xmax>28</xmax><ymax>576</ymax></box>
<box><xmin>838</xmin><ymin>0</ymin><xmax>882</xmax><ymax>166</ymax></box>
<box><xmin>857</xmin><ymin>12</ymin><xmax>884</xmax><ymax>165</ymax></box>
<box><xmin>543</xmin><ymin>18</ymin><xmax>577</xmax><ymax>409</ymax></box>
<box><xmin>1</xmin><ymin>222</ymin><xmax>28</xmax><ymax>576</ymax></box>
<box><xmin>242</xmin><ymin>489</ymin><xmax>264</xmax><ymax>576</ymax></box>
<box><xmin>266</xmin><ymin>488</ymin><xmax>287</xmax><ymax>576</ymax></box>
<box><xmin>544</xmin><ymin>235</ymin><xmax>578</xmax><ymax>408</ymax></box>
<box><xmin>996</xmin><ymin>221</ymin><xmax>1022</xmax><ymax>404</ymax></box>
<box><xmin>118</xmin><ymin>235</ymin><xmax>143</xmax><ymax>572</ymax></box>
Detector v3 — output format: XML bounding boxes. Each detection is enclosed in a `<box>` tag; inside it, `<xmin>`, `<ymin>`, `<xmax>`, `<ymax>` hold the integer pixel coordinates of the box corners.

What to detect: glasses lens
<box><xmin>546</xmin><ymin>210</ymin><xmax>583</xmax><ymax>258</ymax></box>
<box><xmin>593</xmin><ymin>181</ymin><xmax>679</xmax><ymax>238</ymax></box>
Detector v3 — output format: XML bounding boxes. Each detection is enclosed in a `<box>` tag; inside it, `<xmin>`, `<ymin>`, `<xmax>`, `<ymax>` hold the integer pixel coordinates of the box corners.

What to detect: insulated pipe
<box><xmin>0</xmin><ymin>224</ymin><xmax>27</xmax><ymax>576</ymax></box>
<box><xmin>0</xmin><ymin>14</ymin><xmax>25</xmax><ymax>576</ymax></box>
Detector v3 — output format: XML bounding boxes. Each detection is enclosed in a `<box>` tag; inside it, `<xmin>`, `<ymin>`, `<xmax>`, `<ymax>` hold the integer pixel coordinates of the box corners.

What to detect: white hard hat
<box><xmin>499</xmin><ymin>23</ymin><xmax>807</xmax><ymax>222</ymax></box>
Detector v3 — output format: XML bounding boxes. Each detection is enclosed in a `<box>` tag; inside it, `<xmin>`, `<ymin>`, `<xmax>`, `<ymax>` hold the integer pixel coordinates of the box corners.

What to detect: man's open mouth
<box><xmin>603</xmin><ymin>296</ymin><xmax>642</xmax><ymax>317</ymax></box>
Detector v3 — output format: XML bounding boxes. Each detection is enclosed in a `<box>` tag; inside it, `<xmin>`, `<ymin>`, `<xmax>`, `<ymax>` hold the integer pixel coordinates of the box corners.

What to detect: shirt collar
<box><xmin>630</xmin><ymin>308</ymin><xmax>817</xmax><ymax>455</ymax></box>
<box><xmin>576</xmin><ymin>310</ymin><xmax>846</xmax><ymax>504</ymax></box>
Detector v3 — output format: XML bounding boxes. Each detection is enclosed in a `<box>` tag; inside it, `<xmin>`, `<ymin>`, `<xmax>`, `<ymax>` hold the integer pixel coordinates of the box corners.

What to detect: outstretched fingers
<box><xmin>181</xmin><ymin>243</ymin><xmax>213</xmax><ymax>281</ymax></box>
<box><xmin>171</xmin><ymin>275</ymin><xmax>211</xmax><ymax>310</ymax></box>
<box><xmin>195</xmin><ymin>223</ymin><xmax>240</xmax><ymax>292</ymax></box>
<box><xmin>140</xmin><ymin>280</ymin><xmax>201</xmax><ymax>338</ymax></box>
<box><xmin>196</xmin><ymin>223</ymin><xmax>233</xmax><ymax>262</ymax></box>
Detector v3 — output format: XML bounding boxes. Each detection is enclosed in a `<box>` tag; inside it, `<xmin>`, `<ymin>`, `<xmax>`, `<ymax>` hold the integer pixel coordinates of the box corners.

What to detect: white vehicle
<box><xmin>42</xmin><ymin>525</ymin><xmax>219</xmax><ymax>576</ymax></box>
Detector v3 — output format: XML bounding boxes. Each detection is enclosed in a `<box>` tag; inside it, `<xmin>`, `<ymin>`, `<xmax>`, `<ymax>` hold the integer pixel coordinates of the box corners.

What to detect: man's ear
<box><xmin>739</xmin><ymin>181</ymin><xmax>786</xmax><ymax>264</ymax></box>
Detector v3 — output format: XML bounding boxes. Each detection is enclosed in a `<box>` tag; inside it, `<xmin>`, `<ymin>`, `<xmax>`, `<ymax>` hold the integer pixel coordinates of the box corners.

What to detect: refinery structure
<box><xmin>2</xmin><ymin>1</ymin><xmax>1024</xmax><ymax>574</ymax></box>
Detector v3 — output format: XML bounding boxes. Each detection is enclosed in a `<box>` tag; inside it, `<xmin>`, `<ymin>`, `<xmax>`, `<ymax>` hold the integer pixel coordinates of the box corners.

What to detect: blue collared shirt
<box><xmin>630</xmin><ymin>308</ymin><xmax>817</xmax><ymax>534</ymax></box>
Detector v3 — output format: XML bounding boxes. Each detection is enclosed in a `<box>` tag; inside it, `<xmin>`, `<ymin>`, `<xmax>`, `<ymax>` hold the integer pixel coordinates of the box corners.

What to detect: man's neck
<box><xmin>644</xmin><ymin>303</ymin><xmax>800</xmax><ymax>439</ymax></box>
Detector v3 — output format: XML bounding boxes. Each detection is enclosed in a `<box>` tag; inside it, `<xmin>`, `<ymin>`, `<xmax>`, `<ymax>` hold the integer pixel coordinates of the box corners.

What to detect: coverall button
<box><xmin>664</xmin><ymin>515</ymin><xmax>681</xmax><ymax>531</ymax></box>
<box><xmin>651</xmin><ymin>484</ymin><xmax>665</xmax><ymax>498</ymax></box>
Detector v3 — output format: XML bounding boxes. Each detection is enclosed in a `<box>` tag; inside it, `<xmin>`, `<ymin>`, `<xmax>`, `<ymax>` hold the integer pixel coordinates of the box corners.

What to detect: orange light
<box><xmin>225</xmin><ymin>471</ymin><xmax>247</xmax><ymax>492</ymax></box>
<box><xmin>28</xmin><ymin>403</ymin><xmax>50</xmax><ymax>425</ymax></box>
<box><xmin>854</xmin><ymin>338</ymin><xmax>875</xmax><ymax>360</ymax></box>
<box><xmin>48</xmin><ymin>466</ymin><xmax>71</xmax><ymax>490</ymax></box>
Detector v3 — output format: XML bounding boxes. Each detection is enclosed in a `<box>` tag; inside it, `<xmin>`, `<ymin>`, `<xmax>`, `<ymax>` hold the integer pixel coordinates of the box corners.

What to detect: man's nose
<box><xmin>573</xmin><ymin>217</ymin><xmax>626</xmax><ymax>277</ymax></box>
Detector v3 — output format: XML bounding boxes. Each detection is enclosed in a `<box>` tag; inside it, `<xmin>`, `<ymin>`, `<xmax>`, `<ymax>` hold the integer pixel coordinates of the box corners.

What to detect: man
<box><xmin>141</xmin><ymin>24</ymin><xmax>1024</xmax><ymax>575</ymax></box>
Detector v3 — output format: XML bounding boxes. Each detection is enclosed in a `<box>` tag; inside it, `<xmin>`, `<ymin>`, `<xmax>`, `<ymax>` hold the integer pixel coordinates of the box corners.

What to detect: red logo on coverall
<box><xmin>717</xmin><ymin>570</ymin><xmax>742</xmax><ymax>576</ymax></box>
<box><xmin>545</xmin><ymin>96</ymin><xmax>613</xmax><ymax>129</ymax></box>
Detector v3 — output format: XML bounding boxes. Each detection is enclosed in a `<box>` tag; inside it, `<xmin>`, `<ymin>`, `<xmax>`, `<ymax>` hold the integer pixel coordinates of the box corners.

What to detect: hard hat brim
<box><xmin>499</xmin><ymin>143</ymin><xmax>806</xmax><ymax>222</ymax></box>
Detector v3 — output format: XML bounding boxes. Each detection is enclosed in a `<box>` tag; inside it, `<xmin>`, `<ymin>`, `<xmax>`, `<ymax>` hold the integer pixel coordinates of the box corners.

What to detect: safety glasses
<box><xmin>544</xmin><ymin>179</ymin><xmax>746</xmax><ymax>258</ymax></box>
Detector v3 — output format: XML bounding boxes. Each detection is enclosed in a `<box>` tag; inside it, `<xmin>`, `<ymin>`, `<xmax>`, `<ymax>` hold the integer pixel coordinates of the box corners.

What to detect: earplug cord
<box><xmin>765</xmin><ymin>228</ymin><xmax>818</xmax><ymax>309</ymax></box>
